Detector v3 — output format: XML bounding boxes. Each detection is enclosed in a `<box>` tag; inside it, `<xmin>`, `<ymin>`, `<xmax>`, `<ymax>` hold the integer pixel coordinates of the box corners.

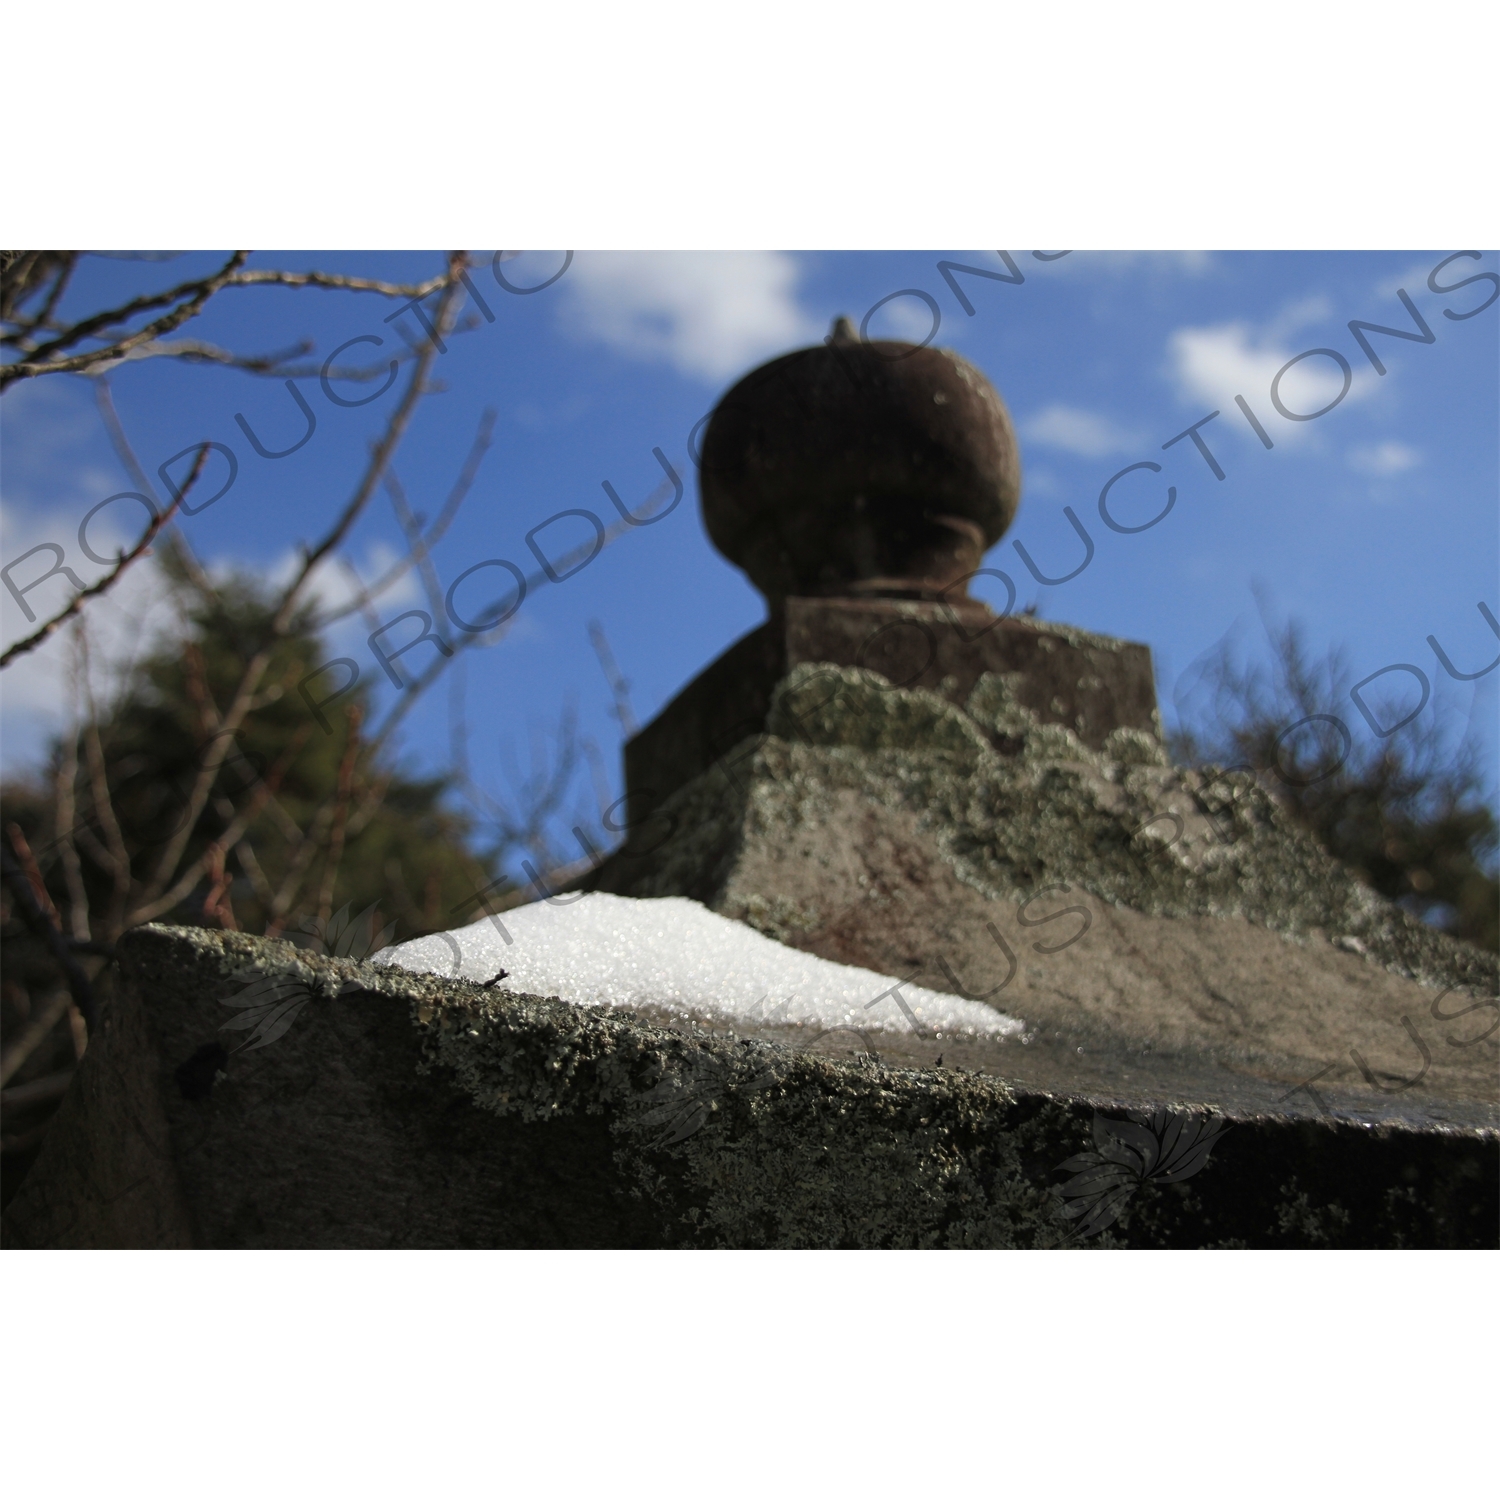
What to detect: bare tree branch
<box><xmin>127</xmin><ymin>254</ymin><xmax>471</xmax><ymax>920</ymax></box>
<box><xmin>315</xmin><ymin>707</ymin><xmax>363</xmax><ymax>929</ymax></box>
<box><xmin>225</xmin><ymin>266</ymin><xmax>452</xmax><ymax>298</ymax></box>
<box><xmin>91</xmin><ymin>377</ymin><xmax>219</xmax><ymax>603</ymax></box>
<box><xmin>0</xmin><ymin>444</ymin><xmax>203</xmax><ymax>670</ymax></box>
<box><xmin>2</xmin><ymin>833</ymin><xmax>96</xmax><ymax>1029</ymax></box>
<box><xmin>588</xmin><ymin>620</ymin><xmax>639</xmax><ymax>737</ymax></box>
<box><xmin>52</xmin><ymin>675</ymin><xmax>91</xmax><ymax>942</ymax></box>
<box><xmin>319</xmin><ymin>409</ymin><xmax>496</xmax><ymax>626</ymax></box>
<box><xmin>0</xmin><ymin>990</ymin><xmax>73</xmax><ymax>1088</ymax></box>
<box><xmin>1</xmin><ymin>251</ymin><xmax>249</xmax><ymax>386</ymax></box>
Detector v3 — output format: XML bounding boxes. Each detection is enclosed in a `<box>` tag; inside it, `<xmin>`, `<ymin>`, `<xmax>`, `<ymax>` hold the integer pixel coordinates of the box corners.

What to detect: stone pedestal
<box><xmin>4</xmin><ymin>924</ymin><xmax>1493</xmax><ymax>1249</ymax></box>
<box><xmin>624</xmin><ymin>595</ymin><xmax>1159</xmax><ymax>830</ymax></box>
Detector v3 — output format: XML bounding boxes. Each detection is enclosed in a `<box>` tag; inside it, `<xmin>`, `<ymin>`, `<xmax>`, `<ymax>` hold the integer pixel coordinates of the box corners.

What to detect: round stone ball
<box><xmin>699</xmin><ymin>323</ymin><xmax>1022</xmax><ymax>605</ymax></box>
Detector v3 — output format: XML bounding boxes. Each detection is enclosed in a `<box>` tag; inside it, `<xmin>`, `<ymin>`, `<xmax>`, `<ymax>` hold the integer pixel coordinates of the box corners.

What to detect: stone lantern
<box><xmin>9</xmin><ymin>323</ymin><xmax>1494</xmax><ymax>1251</ymax></box>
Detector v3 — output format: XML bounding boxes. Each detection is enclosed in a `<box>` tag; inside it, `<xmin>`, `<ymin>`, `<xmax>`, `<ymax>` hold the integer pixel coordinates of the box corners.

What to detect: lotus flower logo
<box><xmin>637</xmin><ymin>1048</ymin><xmax>779</xmax><ymax>1149</ymax></box>
<box><xmin>219</xmin><ymin>903</ymin><xmax>395</xmax><ymax>1052</ymax></box>
<box><xmin>1053</xmin><ymin>1107</ymin><xmax>1229</xmax><ymax>1239</ymax></box>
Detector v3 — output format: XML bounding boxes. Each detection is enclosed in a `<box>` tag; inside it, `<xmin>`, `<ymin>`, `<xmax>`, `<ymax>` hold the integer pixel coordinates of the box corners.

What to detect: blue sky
<box><xmin>3</xmin><ymin>249</ymin><xmax>1496</xmax><ymax>858</ymax></box>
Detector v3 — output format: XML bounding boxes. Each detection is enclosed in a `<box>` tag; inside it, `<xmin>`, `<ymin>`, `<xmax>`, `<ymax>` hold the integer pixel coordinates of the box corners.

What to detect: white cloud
<box><xmin>1348</xmin><ymin>441</ymin><xmax>1421</xmax><ymax>476</ymax></box>
<box><xmin>1022</xmin><ymin>467</ymin><xmax>1065</xmax><ymax>498</ymax></box>
<box><xmin>860</xmin><ymin>292</ymin><xmax>942</xmax><ymax>344</ymax></box>
<box><xmin>1169</xmin><ymin>322</ymin><xmax>1287</xmax><ymax>406</ymax></box>
<box><xmin>0</xmin><ymin>502</ymin><xmax>422</xmax><ymax>775</ymax></box>
<box><xmin>557</xmin><ymin>251</ymin><xmax>823</xmax><ymax>385</ymax></box>
<box><xmin>1020</xmin><ymin>404</ymin><xmax>1142</xmax><ymax>460</ymax></box>
<box><xmin>1166</xmin><ymin>295</ymin><xmax>1376</xmax><ymax>441</ymax></box>
<box><xmin>1375</xmin><ymin>260</ymin><xmax>1440</xmax><ymax>300</ymax></box>
<box><xmin>1</xmin><ymin>498</ymin><xmax>185</xmax><ymax>773</ymax></box>
<box><xmin>1069</xmin><ymin>251</ymin><xmax>1219</xmax><ymax>280</ymax></box>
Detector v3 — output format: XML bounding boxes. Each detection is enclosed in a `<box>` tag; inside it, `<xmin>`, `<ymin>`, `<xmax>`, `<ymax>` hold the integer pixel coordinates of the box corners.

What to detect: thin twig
<box><xmin>92</xmin><ymin>377</ymin><xmax>219</xmax><ymax>602</ymax></box>
<box><xmin>319</xmin><ymin>409</ymin><xmax>496</xmax><ymax>625</ymax></box>
<box><xmin>123</xmin><ymin>723</ymin><xmax>315</xmax><ymax>927</ymax></box>
<box><xmin>383</xmin><ymin>468</ymin><xmax>450</xmax><ymax>620</ymax></box>
<box><xmin>34</xmin><ymin>257</ymin><xmax>75</xmax><ymax>329</ymax></box>
<box><xmin>0</xmin><ymin>991</ymin><xmax>72</xmax><ymax>1088</ymax></box>
<box><xmin>588</xmin><ymin>620</ymin><xmax>639</xmax><ymax>737</ymax></box>
<box><xmin>226</xmin><ymin>267</ymin><xmax>451</xmax><ymax>298</ymax></box>
<box><xmin>233</xmin><ymin>836</ymin><xmax>278</xmax><ymax>913</ymax></box>
<box><xmin>0</xmin><ymin>444</ymin><xmax>202</xmax><ymax>670</ymax></box>
<box><xmin>1</xmin><ymin>836</ymin><xmax>97</xmax><ymax>1029</ymax></box>
<box><xmin>128</xmin><ymin>255</ymin><xmax>470</xmax><ymax>919</ymax></box>
<box><xmin>316</xmin><ymin>706</ymin><xmax>363</xmax><ymax>929</ymax></box>
<box><xmin>78</xmin><ymin>635</ymin><xmax>134</xmax><ymax>938</ymax></box>
<box><xmin>1</xmin><ymin>251</ymin><xmax>249</xmax><ymax>386</ymax></box>
<box><xmin>200</xmin><ymin>843</ymin><xmax>238</xmax><ymax>930</ymax></box>
<box><xmin>53</xmin><ymin>662</ymin><xmax>92</xmax><ymax>940</ymax></box>
<box><xmin>4</xmin><ymin>824</ymin><xmax>60</xmax><ymax>923</ymax></box>
<box><xmin>0</xmin><ymin>1070</ymin><xmax>75</xmax><ymax>1113</ymax></box>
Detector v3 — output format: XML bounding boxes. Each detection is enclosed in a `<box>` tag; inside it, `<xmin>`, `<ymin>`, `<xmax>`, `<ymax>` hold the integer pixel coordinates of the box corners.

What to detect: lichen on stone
<box><xmin>769</xmin><ymin>661</ymin><xmax>996</xmax><ymax>766</ymax></box>
<box><xmin>613</xmin><ymin>663</ymin><xmax>1496</xmax><ymax>997</ymax></box>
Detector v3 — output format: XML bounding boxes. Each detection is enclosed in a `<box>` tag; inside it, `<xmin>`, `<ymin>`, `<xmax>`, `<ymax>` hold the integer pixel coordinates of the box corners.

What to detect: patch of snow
<box><xmin>376</xmin><ymin>892</ymin><xmax>1024</xmax><ymax>1039</ymax></box>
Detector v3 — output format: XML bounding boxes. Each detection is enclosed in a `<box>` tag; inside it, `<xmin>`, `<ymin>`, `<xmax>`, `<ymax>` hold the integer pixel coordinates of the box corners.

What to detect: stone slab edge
<box><xmin>4</xmin><ymin>925</ymin><xmax>1495</xmax><ymax>1249</ymax></box>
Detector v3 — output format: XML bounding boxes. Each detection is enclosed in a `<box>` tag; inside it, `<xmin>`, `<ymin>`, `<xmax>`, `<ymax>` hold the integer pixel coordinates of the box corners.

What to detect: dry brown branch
<box><xmin>269</xmin><ymin>259</ymin><xmax>469</xmax><ymax>626</ymax></box>
<box><xmin>341</xmin><ymin>766</ymin><xmax>395</xmax><ymax>843</ymax></box>
<box><xmin>582</xmin><ymin>738</ymin><xmax>616</xmax><ymax>827</ymax></box>
<box><xmin>200</xmin><ymin>843</ymin><xmax>237</xmax><ymax>930</ymax></box>
<box><xmin>0</xmin><ymin>1070</ymin><xmax>75</xmax><ymax>1113</ymax></box>
<box><xmin>336</xmin><ymin>556</ymin><xmax>389</xmax><ymax>640</ymax></box>
<box><xmin>382</xmin><ymin>857</ymin><xmax>427</xmax><ymax>933</ymax></box>
<box><xmin>224</xmin><ymin>728</ymin><xmax>313</xmax><ymax>845</ymax></box>
<box><xmin>0</xmin><ymin>991</ymin><xmax>72</xmax><ymax>1088</ymax></box>
<box><xmin>226</xmin><ymin>267</ymin><xmax>451</xmax><ymax>298</ymax></box>
<box><xmin>588</xmin><ymin>620</ymin><xmax>639</xmax><ymax>737</ymax></box>
<box><xmin>32</xmin><ymin>257</ymin><xmax>76</xmax><ymax>329</ymax></box>
<box><xmin>315</xmin><ymin>706</ymin><xmax>363</xmax><ymax>929</ymax></box>
<box><xmin>106</xmin><ymin>335</ymin><xmax>430</xmax><ymax>384</ymax></box>
<box><xmin>91</xmin><ymin>377</ymin><xmax>220</xmax><ymax>603</ymax></box>
<box><xmin>0</xmin><ymin>445</ymin><xmax>203</xmax><ymax>670</ymax></box>
<box><xmin>182</xmin><ymin>655</ymin><xmax>308</xmax><ymax>846</ymax></box>
<box><xmin>263</xmin><ymin>801</ymin><xmax>342</xmax><ymax>937</ymax></box>
<box><xmin>4</xmin><ymin>255</ymin><xmax>466</xmax><ymax>391</ymax></box>
<box><xmin>125</xmin><ymin>720</ymin><xmax>316</xmax><ymax>927</ymax></box>
<box><xmin>102</xmin><ymin>334</ymin><xmax>314</xmax><ymax>374</ymax></box>
<box><xmin>4</xmin><ymin>824</ymin><xmax>59</xmax><ymax>923</ymax></box>
<box><xmin>182</xmin><ymin>642</ymin><xmax>217</xmax><ymax>739</ymax></box>
<box><xmin>67</xmin><ymin>1003</ymin><xmax>88</xmax><ymax>1061</ymax></box>
<box><xmin>52</xmin><ymin>700</ymin><xmax>91</xmax><ymax>942</ymax></box>
<box><xmin>358</xmin><ymin>487</ymin><xmax>653</xmax><ymax>765</ymax></box>
<box><xmin>383</xmin><ymin>468</ymin><xmax>450</xmax><ymax>620</ymax></box>
<box><xmin>0</xmin><ymin>252</ymin><xmax>76</xmax><ymax>325</ymax></box>
<box><xmin>0</xmin><ymin>251</ymin><xmax>249</xmax><ymax>386</ymax></box>
<box><xmin>77</xmin><ymin>640</ymin><xmax>134</xmax><ymax>938</ymax></box>
<box><xmin>448</xmin><ymin>703</ymin><xmax>584</xmax><ymax>875</ymax></box>
<box><xmin>1</xmin><ymin>834</ymin><xmax>96</xmax><ymax>1028</ymax></box>
<box><xmin>320</xmin><ymin>409</ymin><xmax>496</xmax><ymax>626</ymax></box>
<box><xmin>127</xmin><ymin>254</ymin><xmax>470</xmax><ymax>920</ymax></box>
<box><xmin>233</xmin><ymin>836</ymin><xmax>278</xmax><ymax>912</ymax></box>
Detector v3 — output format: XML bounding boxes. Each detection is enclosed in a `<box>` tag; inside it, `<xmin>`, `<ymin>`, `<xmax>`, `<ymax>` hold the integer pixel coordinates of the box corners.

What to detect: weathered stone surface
<box><xmin>3</xmin><ymin>924</ymin><xmax>1493</xmax><ymax>1248</ymax></box>
<box><xmin>589</xmin><ymin>663</ymin><xmax>1500</xmax><ymax>1142</ymax></box>
<box><xmin>624</xmin><ymin>596</ymin><xmax>1158</xmax><ymax>829</ymax></box>
<box><xmin>700</xmin><ymin>324</ymin><xmax>1021</xmax><ymax>604</ymax></box>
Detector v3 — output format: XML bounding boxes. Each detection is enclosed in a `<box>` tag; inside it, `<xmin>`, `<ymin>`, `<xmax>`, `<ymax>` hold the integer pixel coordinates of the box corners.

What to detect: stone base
<box><xmin>2</xmin><ymin>926</ymin><xmax>1494</xmax><ymax>1249</ymax></box>
<box><xmin>623</xmin><ymin>596</ymin><xmax>1159</xmax><ymax>829</ymax></box>
<box><xmin>585</xmin><ymin>663</ymin><xmax>1499</xmax><ymax>1141</ymax></box>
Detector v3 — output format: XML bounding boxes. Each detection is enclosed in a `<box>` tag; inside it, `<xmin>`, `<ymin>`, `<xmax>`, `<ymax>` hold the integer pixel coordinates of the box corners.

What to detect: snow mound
<box><xmin>376</xmin><ymin>892</ymin><xmax>1024</xmax><ymax>1039</ymax></box>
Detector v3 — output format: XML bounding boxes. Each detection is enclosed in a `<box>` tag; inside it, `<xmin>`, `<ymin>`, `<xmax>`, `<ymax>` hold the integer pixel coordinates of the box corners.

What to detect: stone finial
<box><xmin>699</xmin><ymin>317</ymin><xmax>1022</xmax><ymax>605</ymax></box>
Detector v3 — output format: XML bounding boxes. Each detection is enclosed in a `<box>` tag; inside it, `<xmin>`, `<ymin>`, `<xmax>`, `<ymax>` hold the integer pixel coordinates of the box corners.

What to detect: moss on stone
<box><xmin>631</xmin><ymin>662</ymin><xmax>1495</xmax><ymax>997</ymax></box>
<box><xmin>13</xmin><ymin>920</ymin><xmax>1489</xmax><ymax>1249</ymax></box>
